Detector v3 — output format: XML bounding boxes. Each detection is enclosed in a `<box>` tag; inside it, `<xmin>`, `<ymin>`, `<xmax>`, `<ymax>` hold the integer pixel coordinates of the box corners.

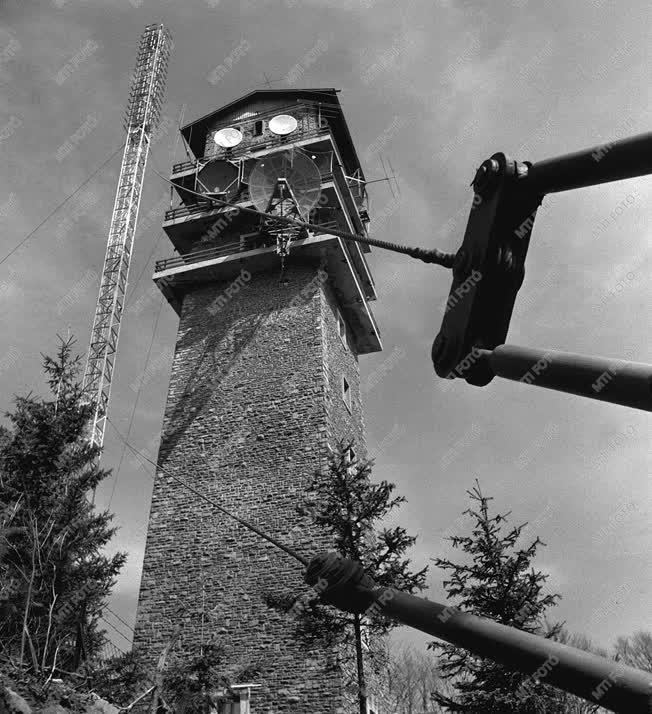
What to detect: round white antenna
<box><xmin>249</xmin><ymin>151</ymin><xmax>322</xmax><ymax>219</ymax></box>
<box><xmin>214</xmin><ymin>127</ymin><xmax>243</xmax><ymax>148</ymax></box>
<box><xmin>268</xmin><ymin>114</ymin><xmax>298</xmax><ymax>136</ymax></box>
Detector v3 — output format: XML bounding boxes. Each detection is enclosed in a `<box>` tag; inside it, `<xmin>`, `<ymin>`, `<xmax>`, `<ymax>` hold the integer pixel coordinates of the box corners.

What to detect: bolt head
<box><xmin>496</xmin><ymin>244</ymin><xmax>514</xmax><ymax>271</ymax></box>
<box><xmin>472</xmin><ymin>158</ymin><xmax>501</xmax><ymax>196</ymax></box>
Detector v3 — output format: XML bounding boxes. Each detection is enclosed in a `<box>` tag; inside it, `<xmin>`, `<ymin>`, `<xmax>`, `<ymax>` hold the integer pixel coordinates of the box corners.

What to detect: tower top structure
<box><xmin>179</xmin><ymin>88</ymin><xmax>363</xmax><ymax>172</ymax></box>
<box><xmin>155</xmin><ymin>86</ymin><xmax>381</xmax><ymax>353</ymax></box>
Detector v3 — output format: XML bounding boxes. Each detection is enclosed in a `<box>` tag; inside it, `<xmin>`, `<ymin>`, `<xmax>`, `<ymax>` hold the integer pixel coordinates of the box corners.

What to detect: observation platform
<box><xmin>152</xmin><ymin>230</ymin><xmax>382</xmax><ymax>354</ymax></box>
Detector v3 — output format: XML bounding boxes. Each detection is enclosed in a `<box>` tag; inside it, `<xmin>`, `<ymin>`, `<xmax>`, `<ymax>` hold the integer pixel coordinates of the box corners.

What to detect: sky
<box><xmin>0</xmin><ymin>0</ymin><xmax>650</xmax><ymax>657</ymax></box>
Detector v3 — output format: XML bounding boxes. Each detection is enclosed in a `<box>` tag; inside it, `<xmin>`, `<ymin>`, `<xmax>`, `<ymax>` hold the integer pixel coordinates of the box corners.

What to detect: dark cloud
<box><xmin>0</xmin><ymin>0</ymin><xmax>649</xmax><ymax>651</ymax></box>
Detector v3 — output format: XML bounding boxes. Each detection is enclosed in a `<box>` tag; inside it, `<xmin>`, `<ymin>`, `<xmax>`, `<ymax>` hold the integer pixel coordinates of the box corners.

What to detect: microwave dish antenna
<box><xmin>214</xmin><ymin>127</ymin><xmax>243</xmax><ymax>148</ymax></box>
<box><xmin>249</xmin><ymin>150</ymin><xmax>323</xmax><ymax>276</ymax></box>
<box><xmin>268</xmin><ymin>114</ymin><xmax>298</xmax><ymax>135</ymax></box>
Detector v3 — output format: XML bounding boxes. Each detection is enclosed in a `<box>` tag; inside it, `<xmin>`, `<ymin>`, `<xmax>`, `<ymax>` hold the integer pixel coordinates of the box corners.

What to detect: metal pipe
<box><xmin>305</xmin><ymin>554</ymin><xmax>652</xmax><ymax>713</ymax></box>
<box><xmin>523</xmin><ymin>131</ymin><xmax>652</xmax><ymax>194</ymax></box>
<box><xmin>477</xmin><ymin>344</ymin><xmax>652</xmax><ymax>412</ymax></box>
<box><xmin>377</xmin><ymin>588</ymin><xmax>652</xmax><ymax>714</ymax></box>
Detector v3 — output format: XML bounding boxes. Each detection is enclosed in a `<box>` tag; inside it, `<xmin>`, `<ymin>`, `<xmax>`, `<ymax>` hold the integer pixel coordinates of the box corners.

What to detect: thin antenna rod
<box><xmin>379</xmin><ymin>155</ymin><xmax>397</xmax><ymax>200</ymax></box>
<box><xmin>387</xmin><ymin>158</ymin><xmax>401</xmax><ymax>197</ymax></box>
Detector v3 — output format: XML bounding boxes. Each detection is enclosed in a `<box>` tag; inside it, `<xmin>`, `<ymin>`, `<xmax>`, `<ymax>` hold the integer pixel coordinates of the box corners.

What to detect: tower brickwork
<box><xmin>133</xmin><ymin>89</ymin><xmax>383</xmax><ymax>712</ymax></box>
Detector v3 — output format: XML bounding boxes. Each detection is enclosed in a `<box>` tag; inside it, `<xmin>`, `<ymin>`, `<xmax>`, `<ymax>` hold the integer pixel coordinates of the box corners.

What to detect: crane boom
<box><xmin>83</xmin><ymin>23</ymin><xmax>172</xmax><ymax>449</ymax></box>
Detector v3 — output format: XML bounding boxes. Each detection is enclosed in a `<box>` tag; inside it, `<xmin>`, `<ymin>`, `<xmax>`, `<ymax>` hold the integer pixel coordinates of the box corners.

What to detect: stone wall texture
<box><xmin>133</xmin><ymin>261</ymin><xmax>382</xmax><ymax>713</ymax></box>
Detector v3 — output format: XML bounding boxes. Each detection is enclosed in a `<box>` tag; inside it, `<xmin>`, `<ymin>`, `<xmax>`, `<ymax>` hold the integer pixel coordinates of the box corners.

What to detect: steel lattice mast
<box><xmin>83</xmin><ymin>23</ymin><xmax>172</xmax><ymax>449</ymax></box>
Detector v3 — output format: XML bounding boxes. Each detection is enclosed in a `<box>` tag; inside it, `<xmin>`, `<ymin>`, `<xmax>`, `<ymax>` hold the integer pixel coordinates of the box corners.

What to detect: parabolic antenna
<box><xmin>268</xmin><ymin>114</ymin><xmax>298</xmax><ymax>136</ymax></box>
<box><xmin>214</xmin><ymin>127</ymin><xmax>243</xmax><ymax>148</ymax></box>
<box><xmin>249</xmin><ymin>151</ymin><xmax>322</xmax><ymax>219</ymax></box>
<box><xmin>197</xmin><ymin>160</ymin><xmax>240</xmax><ymax>199</ymax></box>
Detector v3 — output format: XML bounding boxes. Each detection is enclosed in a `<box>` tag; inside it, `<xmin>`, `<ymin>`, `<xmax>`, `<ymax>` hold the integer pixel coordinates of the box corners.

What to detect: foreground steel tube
<box><xmin>378</xmin><ymin>588</ymin><xmax>652</xmax><ymax>714</ymax></box>
<box><xmin>523</xmin><ymin>130</ymin><xmax>652</xmax><ymax>194</ymax></box>
<box><xmin>305</xmin><ymin>554</ymin><xmax>652</xmax><ymax>714</ymax></box>
<box><xmin>476</xmin><ymin>344</ymin><xmax>652</xmax><ymax>412</ymax></box>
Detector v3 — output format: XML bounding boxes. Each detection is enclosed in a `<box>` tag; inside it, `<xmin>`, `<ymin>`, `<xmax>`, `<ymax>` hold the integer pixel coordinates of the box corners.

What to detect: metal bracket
<box><xmin>432</xmin><ymin>153</ymin><xmax>543</xmax><ymax>385</ymax></box>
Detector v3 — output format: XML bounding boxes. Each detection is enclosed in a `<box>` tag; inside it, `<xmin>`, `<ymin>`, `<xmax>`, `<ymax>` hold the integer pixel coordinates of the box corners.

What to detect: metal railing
<box><xmin>155</xmin><ymin>239</ymin><xmax>253</xmax><ymax>272</ymax></box>
<box><xmin>154</xmin><ymin>220</ymin><xmax>340</xmax><ymax>273</ymax></box>
<box><xmin>164</xmin><ymin>198</ymin><xmax>249</xmax><ymax>222</ymax></box>
<box><xmin>172</xmin><ymin>126</ymin><xmax>333</xmax><ymax>175</ymax></box>
<box><xmin>171</xmin><ymin>158</ymin><xmax>199</xmax><ymax>174</ymax></box>
<box><xmin>164</xmin><ymin>173</ymin><xmax>336</xmax><ymax>223</ymax></box>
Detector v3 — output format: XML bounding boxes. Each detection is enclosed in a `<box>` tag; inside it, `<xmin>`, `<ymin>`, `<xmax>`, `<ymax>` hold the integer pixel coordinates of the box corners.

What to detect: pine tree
<box><xmin>429</xmin><ymin>480</ymin><xmax>563</xmax><ymax>713</ymax></box>
<box><xmin>267</xmin><ymin>441</ymin><xmax>428</xmax><ymax>714</ymax></box>
<box><xmin>0</xmin><ymin>336</ymin><xmax>126</xmax><ymax>675</ymax></box>
<box><xmin>162</xmin><ymin>640</ymin><xmax>232</xmax><ymax>713</ymax></box>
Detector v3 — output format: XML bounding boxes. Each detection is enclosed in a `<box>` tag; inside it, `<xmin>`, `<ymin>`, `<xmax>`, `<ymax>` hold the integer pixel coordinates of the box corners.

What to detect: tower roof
<box><xmin>180</xmin><ymin>88</ymin><xmax>364</xmax><ymax>176</ymax></box>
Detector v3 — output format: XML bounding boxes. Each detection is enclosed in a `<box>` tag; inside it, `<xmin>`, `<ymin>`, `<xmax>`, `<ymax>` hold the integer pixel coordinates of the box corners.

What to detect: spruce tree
<box><xmin>161</xmin><ymin>640</ymin><xmax>231</xmax><ymax>713</ymax></box>
<box><xmin>267</xmin><ymin>441</ymin><xmax>427</xmax><ymax>714</ymax></box>
<box><xmin>0</xmin><ymin>336</ymin><xmax>126</xmax><ymax>674</ymax></box>
<box><xmin>429</xmin><ymin>480</ymin><xmax>563</xmax><ymax>713</ymax></box>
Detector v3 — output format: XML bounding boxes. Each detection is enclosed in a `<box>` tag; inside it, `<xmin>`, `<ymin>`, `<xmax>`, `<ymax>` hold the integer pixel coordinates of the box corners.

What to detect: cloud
<box><xmin>0</xmin><ymin>0</ymin><xmax>649</xmax><ymax>656</ymax></box>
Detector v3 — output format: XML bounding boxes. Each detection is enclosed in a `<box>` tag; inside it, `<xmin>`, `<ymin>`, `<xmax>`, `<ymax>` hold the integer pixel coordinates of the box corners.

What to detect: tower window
<box><xmin>253</xmin><ymin>120</ymin><xmax>264</xmax><ymax>136</ymax></box>
<box><xmin>342</xmin><ymin>376</ymin><xmax>351</xmax><ymax>412</ymax></box>
<box><xmin>337</xmin><ymin>309</ymin><xmax>348</xmax><ymax>349</ymax></box>
<box><xmin>344</xmin><ymin>446</ymin><xmax>356</xmax><ymax>474</ymax></box>
<box><xmin>360</xmin><ymin>622</ymin><xmax>370</xmax><ymax>651</ymax></box>
<box><xmin>366</xmin><ymin>693</ymin><xmax>378</xmax><ymax>714</ymax></box>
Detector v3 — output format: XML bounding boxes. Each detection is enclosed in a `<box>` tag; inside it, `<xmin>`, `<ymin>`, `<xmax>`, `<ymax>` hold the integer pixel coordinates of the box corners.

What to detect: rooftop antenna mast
<box><xmin>245</xmin><ymin>72</ymin><xmax>285</xmax><ymax>90</ymax></box>
<box><xmin>83</xmin><ymin>23</ymin><xmax>172</xmax><ymax>451</ymax></box>
<box><xmin>377</xmin><ymin>155</ymin><xmax>400</xmax><ymax>198</ymax></box>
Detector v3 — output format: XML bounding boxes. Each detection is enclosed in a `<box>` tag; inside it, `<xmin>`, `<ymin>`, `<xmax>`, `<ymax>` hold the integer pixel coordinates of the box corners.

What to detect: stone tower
<box><xmin>133</xmin><ymin>89</ymin><xmax>382</xmax><ymax>713</ymax></box>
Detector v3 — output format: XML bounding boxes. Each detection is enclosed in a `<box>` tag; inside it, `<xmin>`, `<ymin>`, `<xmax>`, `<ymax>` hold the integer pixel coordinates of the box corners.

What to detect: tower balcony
<box><xmin>170</xmin><ymin>124</ymin><xmax>331</xmax><ymax>176</ymax></box>
<box><xmin>164</xmin><ymin>133</ymin><xmax>369</xmax><ymax>250</ymax></box>
<box><xmin>162</xmin><ymin>179</ymin><xmax>376</xmax><ymax>306</ymax></box>
<box><xmin>152</xmin><ymin>229</ymin><xmax>382</xmax><ymax>354</ymax></box>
